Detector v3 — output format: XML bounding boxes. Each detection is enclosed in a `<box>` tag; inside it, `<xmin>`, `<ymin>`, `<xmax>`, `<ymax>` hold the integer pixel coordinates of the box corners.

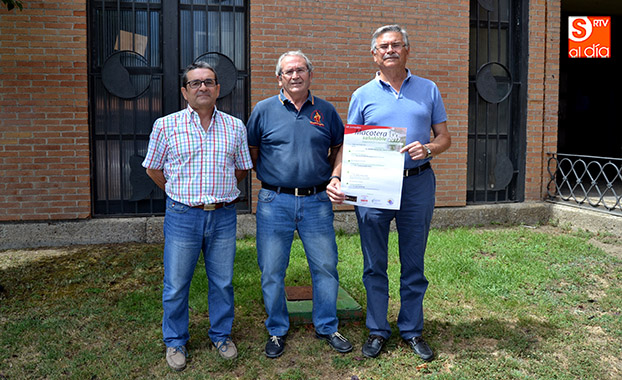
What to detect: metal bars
<box><xmin>88</xmin><ymin>0</ymin><xmax>249</xmax><ymax>216</ymax></box>
<box><xmin>467</xmin><ymin>0</ymin><xmax>528</xmax><ymax>203</ymax></box>
<box><xmin>547</xmin><ymin>153</ymin><xmax>622</xmax><ymax>215</ymax></box>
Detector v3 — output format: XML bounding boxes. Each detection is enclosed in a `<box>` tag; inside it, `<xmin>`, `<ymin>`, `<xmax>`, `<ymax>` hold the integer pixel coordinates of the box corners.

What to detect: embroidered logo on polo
<box><xmin>309</xmin><ymin>110</ymin><xmax>325</xmax><ymax>127</ymax></box>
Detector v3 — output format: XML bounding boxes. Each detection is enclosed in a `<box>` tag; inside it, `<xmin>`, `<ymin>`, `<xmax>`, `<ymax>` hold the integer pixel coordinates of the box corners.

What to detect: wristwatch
<box><xmin>424</xmin><ymin>145</ymin><xmax>432</xmax><ymax>159</ymax></box>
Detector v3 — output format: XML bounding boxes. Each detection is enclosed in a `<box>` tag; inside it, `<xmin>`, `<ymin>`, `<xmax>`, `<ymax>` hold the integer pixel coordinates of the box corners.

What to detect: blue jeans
<box><xmin>256</xmin><ymin>189</ymin><xmax>340</xmax><ymax>336</ymax></box>
<box><xmin>162</xmin><ymin>197</ymin><xmax>237</xmax><ymax>347</ymax></box>
<box><xmin>355</xmin><ymin>168</ymin><xmax>436</xmax><ymax>340</ymax></box>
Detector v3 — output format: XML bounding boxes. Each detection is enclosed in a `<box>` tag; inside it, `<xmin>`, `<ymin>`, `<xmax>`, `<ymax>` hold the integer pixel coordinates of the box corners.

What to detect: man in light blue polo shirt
<box><xmin>327</xmin><ymin>25</ymin><xmax>452</xmax><ymax>361</ymax></box>
<box><xmin>246</xmin><ymin>50</ymin><xmax>352</xmax><ymax>358</ymax></box>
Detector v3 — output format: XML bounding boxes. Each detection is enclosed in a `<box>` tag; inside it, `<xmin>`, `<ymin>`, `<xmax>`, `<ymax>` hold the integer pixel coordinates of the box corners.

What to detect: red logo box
<box><xmin>568</xmin><ymin>16</ymin><xmax>611</xmax><ymax>58</ymax></box>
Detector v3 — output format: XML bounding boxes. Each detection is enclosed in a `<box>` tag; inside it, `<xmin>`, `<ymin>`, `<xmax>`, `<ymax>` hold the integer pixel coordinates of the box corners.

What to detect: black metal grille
<box><xmin>547</xmin><ymin>153</ymin><xmax>622</xmax><ymax>215</ymax></box>
<box><xmin>88</xmin><ymin>0</ymin><xmax>249</xmax><ymax>216</ymax></box>
<box><xmin>467</xmin><ymin>0</ymin><xmax>528</xmax><ymax>203</ymax></box>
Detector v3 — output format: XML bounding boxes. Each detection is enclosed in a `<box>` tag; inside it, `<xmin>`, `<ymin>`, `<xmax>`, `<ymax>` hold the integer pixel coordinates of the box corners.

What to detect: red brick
<box><xmin>0</xmin><ymin>0</ymin><xmax>561</xmax><ymax>220</ymax></box>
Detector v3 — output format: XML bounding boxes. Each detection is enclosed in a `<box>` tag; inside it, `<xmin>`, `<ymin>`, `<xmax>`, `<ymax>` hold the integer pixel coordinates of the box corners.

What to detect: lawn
<box><xmin>1</xmin><ymin>225</ymin><xmax>621</xmax><ymax>379</ymax></box>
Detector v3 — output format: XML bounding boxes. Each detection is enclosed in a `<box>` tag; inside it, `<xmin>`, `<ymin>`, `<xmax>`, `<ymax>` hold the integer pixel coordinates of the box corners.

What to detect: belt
<box><xmin>404</xmin><ymin>162</ymin><xmax>431</xmax><ymax>177</ymax></box>
<box><xmin>261</xmin><ymin>182</ymin><xmax>327</xmax><ymax>196</ymax></box>
<box><xmin>192</xmin><ymin>200</ymin><xmax>237</xmax><ymax>211</ymax></box>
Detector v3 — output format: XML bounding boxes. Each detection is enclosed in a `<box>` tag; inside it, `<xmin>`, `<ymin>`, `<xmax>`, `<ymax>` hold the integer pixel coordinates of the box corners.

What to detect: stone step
<box><xmin>285</xmin><ymin>286</ymin><xmax>363</xmax><ymax>324</ymax></box>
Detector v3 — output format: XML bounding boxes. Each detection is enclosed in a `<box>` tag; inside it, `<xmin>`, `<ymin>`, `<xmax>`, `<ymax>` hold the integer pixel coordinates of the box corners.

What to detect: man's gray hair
<box><xmin>370</xmin><ymin>24</ymin><xmax>410</xmax><ymax>52</ymax></box>
<box><xmin>275</xmin><ymin>50</ymin><xmax>314</xmax><ymax>76</ymax></box>
<box><xmin>182</xmin><ymin>61</ymin><xmax>218</xmax><ymax>86</ymax></box>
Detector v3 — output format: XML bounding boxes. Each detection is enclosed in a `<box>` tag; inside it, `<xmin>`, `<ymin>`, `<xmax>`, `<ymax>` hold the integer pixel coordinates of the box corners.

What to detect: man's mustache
<box><xmin>383</xmin><ymin>53</ymin><xmax>400</xmax><ymax>60</ymax></box>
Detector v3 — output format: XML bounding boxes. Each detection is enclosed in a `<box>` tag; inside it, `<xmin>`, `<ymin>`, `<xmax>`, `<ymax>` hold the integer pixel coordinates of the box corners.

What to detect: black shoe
<box><xmin>265</xmin><ymin>335</ymin><xmax>286</xmax><ymax>358</ymax></box>
<box><xmin>361</xmin><ymin>335</ymin><xmax>385</xmax><ymax>358</ymax></box>
<box><xmin>315</xmin><ymin>331</ymin><xmax>353</xmax><ymax>353</ymax></box>
<box><xmin>405</xmin><ymin>336</ymin><xmax>434</xmax><ymax>361</ymax></box>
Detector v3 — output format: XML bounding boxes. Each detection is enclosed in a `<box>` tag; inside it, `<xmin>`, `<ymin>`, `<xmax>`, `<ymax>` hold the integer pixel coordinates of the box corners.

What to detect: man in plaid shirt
<box><xmin>143</xmin><ymin>61</ymin><xmax>252</xmax><ymax>371</ymax></box>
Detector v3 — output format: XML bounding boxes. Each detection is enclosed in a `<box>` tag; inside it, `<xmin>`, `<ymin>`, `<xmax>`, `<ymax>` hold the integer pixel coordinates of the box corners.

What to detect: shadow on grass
<box><xmin>424</xmin><ymin>315</ymin><xmax>556</xmax><ymax>359</ymax></box>
<box><xmin>0</xmin><ymin>244</ymin><xmax>163</xmax><ymax>302</ymax></box>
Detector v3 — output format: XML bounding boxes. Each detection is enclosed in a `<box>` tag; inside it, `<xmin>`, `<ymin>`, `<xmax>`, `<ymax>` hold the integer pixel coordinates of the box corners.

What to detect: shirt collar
<box><xmin>278</xmin><ymin>89</ymin><xmax>315</xmax><ymax>107</ymax></box>
<box><xmin>185</xmin><ymin>104</ymin><xmax>219</xmax><ymax>120</ymax></box>
<box><xmin>375</xmin><ymin>68</ymin><xmax>412</xmax><ymax>87</ymax></box>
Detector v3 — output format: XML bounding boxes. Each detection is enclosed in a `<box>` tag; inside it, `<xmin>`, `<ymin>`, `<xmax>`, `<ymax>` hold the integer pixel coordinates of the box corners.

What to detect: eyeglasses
<box><xmin>280</xmin><ymin>68</ymin><xmax>308</xmax><ymax>78</ymax></box>
<box><xmin>186</xmin><ymin>79</ymin><xmax>217</xmax><ymax>89</ymax></box>
<box><xmin>375</xmin><ymin>42</ymin><xmax>407</xmax><ymax>52</ymax></box>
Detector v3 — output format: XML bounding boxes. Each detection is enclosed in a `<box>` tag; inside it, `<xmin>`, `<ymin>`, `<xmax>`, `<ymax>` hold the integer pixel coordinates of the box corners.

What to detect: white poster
<box><xmin>341</xmin><ymin>124</ymin><xmax>407</xmax><ymax>210</ymax></box>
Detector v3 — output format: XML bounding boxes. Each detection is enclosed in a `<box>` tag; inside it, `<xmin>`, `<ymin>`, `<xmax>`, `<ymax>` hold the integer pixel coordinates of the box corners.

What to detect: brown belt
<box><xmin>192</xmin><ymin>200</ymin><xmax>237</xmax><ymax>211</ymax></box>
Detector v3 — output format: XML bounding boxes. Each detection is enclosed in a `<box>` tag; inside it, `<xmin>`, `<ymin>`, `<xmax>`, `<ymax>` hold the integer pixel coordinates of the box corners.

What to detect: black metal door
<box><xmin>467</xmin><ymin>0</ymin><xmax>528</xmax><ymax>203</ymax></box>
<box><xmin>88</xmin><ymin>0</ymin><xmax>249</xmax><ymax>216</ymax></box>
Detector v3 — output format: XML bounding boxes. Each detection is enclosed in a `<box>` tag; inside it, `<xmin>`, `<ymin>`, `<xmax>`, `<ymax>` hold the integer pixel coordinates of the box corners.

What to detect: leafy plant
<box><xmin>2</xmin><ymin>0</ymin><xmax>23</xmax><ymax>11</ymax></box>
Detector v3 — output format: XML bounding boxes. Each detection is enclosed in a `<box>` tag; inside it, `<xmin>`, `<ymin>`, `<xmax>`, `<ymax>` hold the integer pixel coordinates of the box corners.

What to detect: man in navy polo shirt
<box><xmin>327</xmin><ymin>25</ymin><xmax>452</xmax><ymax>361</ymax></box>
<box><xmin>246</xmin><ymin>50</ymin><xmax>352</xmax><ymax>358</ymax></box>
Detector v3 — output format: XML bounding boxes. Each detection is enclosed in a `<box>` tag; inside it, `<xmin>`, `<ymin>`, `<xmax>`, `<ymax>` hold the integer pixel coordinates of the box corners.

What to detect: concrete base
<box><xmin>285</xmin><ymin>286</ymin><xmax>363</xmax><ymax>324</ymax></box>
<box><xmin>1</xmin><ymin>202</ymin><xmax>620</xmax><ymax>250</ymax></box>
<box><xmin>548</xmin><ymin>203</ymin><xmax>622</xmax><ymax>237</ymax></box>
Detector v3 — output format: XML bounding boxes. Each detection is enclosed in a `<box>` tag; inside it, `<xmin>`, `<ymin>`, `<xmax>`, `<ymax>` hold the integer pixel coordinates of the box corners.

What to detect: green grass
<box><xmin>1</xmin><ymin>226</ymin><xmax>621</xmax><ymax>379</ymax></box>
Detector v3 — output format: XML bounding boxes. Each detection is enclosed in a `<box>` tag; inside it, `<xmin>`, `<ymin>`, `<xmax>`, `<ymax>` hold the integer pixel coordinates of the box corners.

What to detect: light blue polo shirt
<box><xmin>347</xmin><ymin>70</ymin><xmax>447</xmax><ymax>170</ymax></box>
<box><xmin>247</xmin><ymin>90</ymin><xmax>344</xmax><ymax>188</ymax></box>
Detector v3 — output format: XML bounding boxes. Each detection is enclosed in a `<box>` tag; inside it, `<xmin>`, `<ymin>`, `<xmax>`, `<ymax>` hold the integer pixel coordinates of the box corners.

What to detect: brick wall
<box><xmin>0</xmin><ymin>0</ymin><xmax>559</xmax><ymax>222</ymax></box>
<box><xmin>0</xmin><ymin>0</ymin><xmax>89</xmax><ymax>221</ymax></box>
<box><xmin>249</xmin><ymin>0</ymin><xmax>471</xmax><ymax>212</ymax></box>
<box><xmin>526</xmin><ymin>0</ymin><xmax>560</xmax><ymax>201</ymax></box>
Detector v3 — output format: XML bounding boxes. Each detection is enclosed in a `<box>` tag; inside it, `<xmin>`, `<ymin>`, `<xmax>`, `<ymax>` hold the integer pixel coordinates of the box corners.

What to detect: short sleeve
<box><xmin>246</xmin><ymin>103</ymin><xmax>262</xmax><ymax>147</ymax></box>
<box><xmin>347</xmin><ymin>91</ymin><xmax>364</xmax><ymax>126</ymax></box>
<box><xmin>142</xmin><ymin>117</ymin><xmax>167</xmax><ymax>170</ymax></box>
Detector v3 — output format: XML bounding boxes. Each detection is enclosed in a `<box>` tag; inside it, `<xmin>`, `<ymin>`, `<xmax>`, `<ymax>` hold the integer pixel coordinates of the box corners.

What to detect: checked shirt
<box><xmin>142</xmin><ymin>105</ymin><xmax>252</xmax><ymax>206</ymax></box>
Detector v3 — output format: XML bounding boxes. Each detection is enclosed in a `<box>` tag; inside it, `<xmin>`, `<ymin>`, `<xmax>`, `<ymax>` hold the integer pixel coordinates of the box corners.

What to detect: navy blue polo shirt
<box><xmin>247</xmin><ymin>90</ymin><xmax>344</xmax><ymax>188</ymax></box>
